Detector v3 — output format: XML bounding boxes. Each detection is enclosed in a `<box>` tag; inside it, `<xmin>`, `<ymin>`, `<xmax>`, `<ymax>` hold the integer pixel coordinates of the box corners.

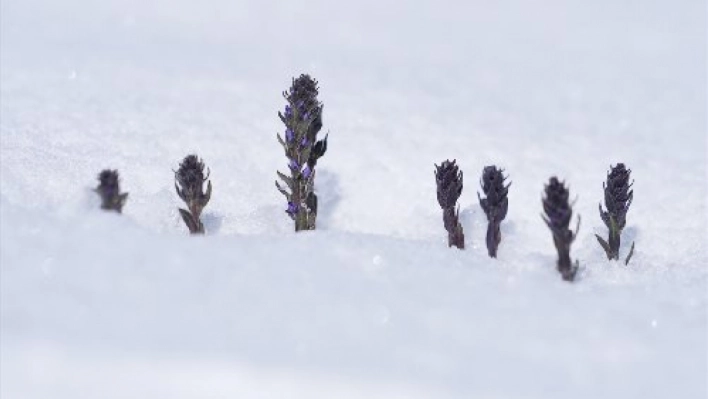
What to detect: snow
<box><xmin>1</xmin><ymin>0</ymin><xmax>706</xmax><ymax>397</ymax></box>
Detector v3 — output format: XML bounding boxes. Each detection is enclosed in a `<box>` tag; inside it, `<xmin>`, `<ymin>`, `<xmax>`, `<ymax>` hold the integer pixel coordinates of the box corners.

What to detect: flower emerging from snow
<box><xmin>478</xmin><ymin>166</ymin><xmax>510</xmax><ymax>258</ymax></box>
<box><xmin>276</xmin><ymin>74</ymin><xmax>329</xmax><ymax>232</ymax></box>
<box><xmin>434</xmin><ymin>159</ymin><xmax>465</xmax><ymax>249</ymax></box>
<box><xmin>542</xmin><ymin>177</ymin><xmax>580</xmax><ymax>281</ymax></box>
<box><xmin>175</xmin><ymin>154</ymin><xmax>212</xmax><ymax>234</ymax></box>
<box><xmin>95</xmin><ymin>169</ymin><xmax>128</xmax><ymax>213</ymax></box>
<box><xmin>596</xmin><ymin>163</ymin><xmax>635</xmax><ymax>264</ymax></box>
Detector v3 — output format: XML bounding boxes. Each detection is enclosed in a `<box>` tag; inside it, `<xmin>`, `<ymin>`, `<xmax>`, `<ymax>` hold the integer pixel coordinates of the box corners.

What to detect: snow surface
<box><xmin>1</xmin><ymin>0</ymin><xmax>706</xmax><ymax>397</ymax></box>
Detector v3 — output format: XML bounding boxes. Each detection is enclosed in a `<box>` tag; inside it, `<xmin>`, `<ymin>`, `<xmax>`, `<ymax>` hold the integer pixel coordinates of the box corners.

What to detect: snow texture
<box><xmin>1</xmin><ymin>0</ymin><xmax>706</xmax><ymax>397</ymax></box>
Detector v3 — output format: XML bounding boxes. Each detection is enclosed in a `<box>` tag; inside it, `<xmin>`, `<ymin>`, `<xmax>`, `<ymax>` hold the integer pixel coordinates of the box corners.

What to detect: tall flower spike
<box><xmin>595</xmin><ymin>163</ymin><xmax>635</xmax><ymax>264</ymax></box>
<box><xmin>175</xmin><ymin>154</ymin><xmax>212</xmax><ymax>234</ymax></box>
<box><xmin>435</xmin><ymin>159</ymin><xmax>465</xmax><ymax>249</ymax></box>
<box><xmin>478</xmin><ymin>166</ymin><xmax>510</xmax><ymax>258</ymax></box>
<box><xmin>275</xmin><ymin>74</ymin><xmax>329</xmax><ymax>231</ymax></box>
<box><xmin>95</xmin><ymin>169</ymin><xmax>128</xmax><ymax>213</ymax></box>
<box><xmin>542</xmin><ymin>177</ymin><xmax>580</xmax><ymax>281</ymax></box>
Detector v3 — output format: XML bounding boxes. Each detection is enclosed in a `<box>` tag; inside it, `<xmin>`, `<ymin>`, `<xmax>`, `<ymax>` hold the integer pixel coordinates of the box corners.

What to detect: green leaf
<box><xmin>275</xmin><ymin>181</ymin><xmax>291</xmax><ymax>200</ymax></box>
<box><xmin>624</xmin><ymin>241</ymin><xmax>636</xmax><ymax>265</ymax></box>
<box><xmin>595</xmin><ymin>234</ymin><xmax>613</xmax><ymax>259</ymax></box>
<box><xmin>277</xmin><ymin>171</ymin><xmax>295</xmax><ymax>190</ymax></box>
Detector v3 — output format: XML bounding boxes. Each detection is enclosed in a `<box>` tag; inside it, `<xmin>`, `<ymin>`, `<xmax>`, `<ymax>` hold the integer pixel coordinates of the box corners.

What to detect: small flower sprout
<box><xmin>275</xmin><ymin>74</ymin><xmax>329</xmax><ymax>231</ymax></box>
<box><xmin>434</xmin><ymin>159</ymin><xmax>465</xmax><ymax>249</ymax></box>
<box><xmin>542</xmin><ymin>177</ymin><xmax>580</xmax><ymax>281</ymax></box>
<box><xmin>175</xmin><ymin>155</ymin><xmax>212</xmax><ymax>234</ymax></box>
<box><xmin>95</xmin><ymin>169</ymin><xmax>128</xmax><ymax>213</ymax></box>
<box><xmin>478</xmin><ymin>166</ymin><xmax>510</xmax><ymax>258</ymax></box>
<box><xmin>595</xmin><ymin>163</ymin><xmax>635</xmax><ymax>264</ymax></box>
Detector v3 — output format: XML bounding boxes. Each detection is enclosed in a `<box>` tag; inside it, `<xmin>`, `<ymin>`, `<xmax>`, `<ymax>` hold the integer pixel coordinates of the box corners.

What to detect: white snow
<box><xmin>1</xmin><ymin>0</ymin><xmax>706</xmax><ymax>397</ymax></box>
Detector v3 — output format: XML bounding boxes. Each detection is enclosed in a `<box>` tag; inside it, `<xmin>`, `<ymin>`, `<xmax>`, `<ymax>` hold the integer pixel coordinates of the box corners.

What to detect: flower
<box><xmin>596</xmin><ymin>163</ymin><xmax>635</xmax><ymax>263</ymax></box>
<box><xmin>286</xmin><ymin>74</ymin><xmax>323</xmax><ymax>141</ymax></box>
<box><xmin>542</xmin><ymin>177</ymin><xmax>572</xmax><ymax>233</ymax></box>
<box><xmin>600</xmin><ymin>163</ymin><xmax>633</xmax><ymax>231</ymax></box>
<box><xmin>286</xmin><ymin>201</ymin><xmax>299</xmax><ymax>217</ymax></box>
<box><xmin>478</xmin><ymin>165</ymin><xmax>510</xmax><ymax>257</ymax></box>
<box><xmin>542</xmin><ymin>177</ymin><xmax>579</xmax><ymax>281</ymax></box>
<box><xmin>435</xmin><ymin>160</ymin><xmax>463</xmax><ymax>210</ymax></box>
<box><xmin>95</xmin><ymin>169</ymin><xmax>128</xmax><ymax>213</ymax></box>
<box><xmin>276</xmin><ymin>74</ymin><xmax>329</xmax><ymax>231</ymax></box>
<box><xmin>174</xmin><ymin>155</ymin><xmax>212</xmax><ymax>234</ymax></box>
<box><xmin>175</xmin><ymin>155</ymin><xmax>209</xmax><ymax>204</ymax></box>
<box><xmin>434</xmin><ymin>159</ymin><xmax>465</xmax><ymax>249</ymax></box>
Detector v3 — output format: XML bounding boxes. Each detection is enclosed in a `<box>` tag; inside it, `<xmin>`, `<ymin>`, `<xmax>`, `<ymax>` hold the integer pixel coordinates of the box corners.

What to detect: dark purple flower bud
<box><xmin>288</xmin><ymin>159</ymin><xmax>300</xmax><ymax>171</ymax></box>
<box><xmin>286</xmin><ymin>201</ymin><xmax>298</xmax><ymax>215</ymax></box>
<box><xmin>600</xmin><ymin>163</ymin><xmax>633</xmax><ymax>231</ymax></box>
<box><xmin>596</xmin><ymin>163</ymin><xmax>635</xmax><ymax>263</ymax></box>
<box><xmin>307</xmin><ymin>134</ymin><xmax>328</xmax><ymax>169</ymax></box>
<box><xmin>300</xmin><ymin>136</ymin><xmax>309</xmax><ymax>147</ymax></box>
<box><xmin>434</xmin><ymin>159</ymin><xmax>465</xmax><ymax>249</ymax></box>
<box><xmin>302</xmin><ymin>166</ymin><xmax>312</xmax><ymax>179</ymax></box>
<box><xmin>286</xmin><ymin>75</ymin><xmax>323</xmax><ymax>138</ymax></box>
<box><xmin>478</xmin><ymin>165</ymin><xmax>510</xmax><ymax>258</ymax></box>
<box><xmin>95</xmin><ymin>169</ymin><xmax>128</xmax><ymax>213</ymax></box>
<box><xmin>285</xmin><ymin>105</ymin><xmax>293</xmax><ymax>118</ymax></box>
<box><xmin>435</xmin><ymin>160</ymin><xmax>463</xmax><ymax>210</ymax></box>
<box><xmin>542</xmin><ymin>177</ymin><xmax>572</xmax><ymax>232</ymax></box>
<box><xmin>285</xmin><ymin>128</ymin><xmax>294</xmax><ymax>143</ymax></box>
<box><xmin>175</xmin><ymin>154</ymin><xmax>212</xmax><ymax>234</ymax></box>
<box><xmin>479</xmin><ymin>166</ymin><xmax>510</xmax><ymax>223</ymax></box>
<box><xmin>542</xmin><ymin>177</ymin><xmax>579</xmax><ymax>281</ymax></box>
<box><xmin>176</xmin><ymin>155</ymin><xmax>208</xmax><ymax>201</ymax></box>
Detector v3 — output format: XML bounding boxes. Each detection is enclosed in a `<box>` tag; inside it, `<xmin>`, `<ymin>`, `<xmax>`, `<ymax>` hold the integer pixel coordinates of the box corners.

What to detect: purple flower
<box><xmin>302</xmin><ymin>166</ymin><xmax>312</xmax><ymax>179</ymax></box>
<box><xmin>542</xmin><ymin>177</ymin><xmax>579</xmax><ymax>281</ymax></box>
<box><xmin>95</xmin><ymin>169</ymin><xmax>128</xmax><ymax>213</ymax></box>
<box><xmin>286</xmin><ymin>201</ymin><xmax>298</xmax><ymax>215</ymax></box>
<box><xmin>277</xmin><ymin>74</ymin><xmax>327</xmax><ymax>232</ymax></box>
<box><xmin>435</xmin><ymin>160</ymin><xmax>463</xmax><ymax>210</ymax></box>
<box><xmin>596</xmin><ymin>163</ymin><xmax>635</xmax><ymax>263</ymax></box>
<box><xmin>174</xmin><ymin>154</ymin><xmax>212</xmax><ymax>234</ymax></box>
<box><xmin>600</xmin><ymin>163</ymin><xmax>633</xmax><ymax>231</ymax></box>
<box><xmin>478</xmin><ymin>165</ymin><xmax>510</xmax><ymax>258</ymax></box>
<box><xmin>434</xmin><ymin>159</ymin><xmax>465</xmax><ymax>249</ymax></box>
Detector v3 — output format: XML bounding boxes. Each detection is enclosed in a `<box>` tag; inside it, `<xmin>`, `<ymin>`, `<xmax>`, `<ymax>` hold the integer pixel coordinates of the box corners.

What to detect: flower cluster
<box><xmin>595</xmin><ymin>163</ymin><xmax>635</xmax><ymax>264</ymax></box>
<box><xmin>175</xmin><ymin>154</ymin><xmax>212</xmax><ymax>234</ymax></box>
<box><xmin>276</xmin><ymin>74</ymin><xmax>329</xmax><ymax>231</ymax></box>
<box><xmin>478</xmin><ymin>166</ymin><xmax>510</xmax><ymax>258</ymax></box>
<box><xmin>542</xmin><ymin>177</ymin><xmax>580</xmax><ymax>281</ymax></box>
<box><xmin>434</xmin><ymin>160</ymin><xmax>465</xmax><ymax>249</ymax></box>
<box><xmin>95</xmin><ymin>169</ymin><xmax>128</xmax><ymax>213</ymax></box>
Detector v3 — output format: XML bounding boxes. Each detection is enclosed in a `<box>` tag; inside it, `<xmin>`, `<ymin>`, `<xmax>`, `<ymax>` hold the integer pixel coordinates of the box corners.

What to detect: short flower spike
<box><xmin>95</xmin><ymin>169</ymin><xmax>128</xmax><ymax>213</ymax></box>
<box><xmin>478</xmin><ymin>166</ymin><xmax>510</xmax><ymax>258</ymax></box>
<box><xmin>435</xmin><ymin>159</ymin><xmax>465</xmax><ymax>249</ymax></box>
<box><xmin>175</xmin><ymin>154</ymin><xmax>212</xmax><ymax>234</ymax></box>
<box><xmin>596</xmin><ymin>163</ymin><xmax>635</xmax><ymax>264</ymax></box>
<box><xmin>542</xmin><ymin>177</ymin><xmax>580</xmax><ymax>281</ymax></box>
